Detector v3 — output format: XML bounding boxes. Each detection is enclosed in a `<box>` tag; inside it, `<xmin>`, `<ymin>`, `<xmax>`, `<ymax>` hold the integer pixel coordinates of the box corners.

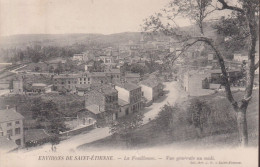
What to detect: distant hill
<box><xmin>0</xmin><ymin>32</ymin><xmax>142</xmax><ymax>49</ymax></box>
<box><xmin>0</xmin><ymin>22</ymin><xmax>220</xmax><ymax>49</ymax></box>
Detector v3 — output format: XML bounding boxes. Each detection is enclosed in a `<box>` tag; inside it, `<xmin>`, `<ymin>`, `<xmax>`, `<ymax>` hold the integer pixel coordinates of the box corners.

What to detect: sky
<box><xmin>0</xmin><ymin>0</ymin><xmax>193</xmax><ymax>36</ymax></box>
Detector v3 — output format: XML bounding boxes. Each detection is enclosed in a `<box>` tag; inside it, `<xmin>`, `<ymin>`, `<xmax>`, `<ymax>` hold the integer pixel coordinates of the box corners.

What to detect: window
<box><xmin>15</xmin><ymin>128</ymin><xmax>21</xmax><ymax>135</ymax></box>
<box><xmin>15</xmin><ymin>121</ymin><xmax>20</xmax><ymax>125</ymax></box>
<box><xmin>68</xmin><ymin>81</ymin><xmax>70</xmax><ymax>84</ymax></box>
<box><xmin>7</xmin><ymin>129</ymin><xmax>13</xmax><ymax>136</ymax></box>
<box><xmin>84</xmin><ymin>78</ymin><xmax>86</xmax><ymax>81</ymax></box>
<box><xmin>0</xmin><ymin>132</ymin><xmax>3</xmax><ymax>136</ymax></box>
<box><xmin>15</xmin><ymin>139</ymin><xmax>21</xmax><ymax>145</ymax></box>
<box><xmin>88</xmin><ymin>78</ymin><xmax>90</xmax><ymax>81</ymax></box>
<box><xmin>7</xmin><ymin>122</ymin><xmax>12</xmax><ymax>127</ymax></box>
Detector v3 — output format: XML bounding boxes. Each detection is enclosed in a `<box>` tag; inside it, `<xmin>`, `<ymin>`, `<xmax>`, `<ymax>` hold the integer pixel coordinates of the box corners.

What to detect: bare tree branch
<box><xmin>254</xmin><ymin>60</ymin><xmax>259</xmax><ymax>70</ymax></box>
<box><xmin>195</xmin><ymin>37</ymin><xmax>239</xmax><ymax>110</ymax></box>
<box><xmin>217</xmin><ymin>0</ymin><xmax>245</xmax><ymax>14</ymax></box>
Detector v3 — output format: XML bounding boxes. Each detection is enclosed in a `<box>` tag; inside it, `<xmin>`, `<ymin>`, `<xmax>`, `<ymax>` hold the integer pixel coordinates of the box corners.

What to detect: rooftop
<box><xmin>76</xmin><ymin>84</ymin><xmax>92</xmax><ymax>91</ymax></box>
<box><xmin>0</xmin><ymin>108</ymin><xmax>24</xmax><ymax>123</ymax></box>
<box><xmin>0</xmin><ymin>137</ymin><xmax>18</xmax><ymax>152</ymax></box>
<box><xmin>86</xmin><ymin>105</ymin><xmax>104</xmax><ymax>115</ymax></box>
<box><xmin>89</xmin><ymin>72</ymin><xmax>106</xmax><ymax>77</ymax></box>
<box><xmin>118</xmin><ymin>99</ymin><xmax>129</xmax><ymax>106</ymax></box>
<box><xmin>92</xmin><ymin>84</ymin><xmax>117</xmax><ymax>95</ymax></box>
<box><xmin>125</xmin><ymin>73</ymin><xmax>140</xmax><ymax>78</ymax></box>
<box><xmin>114</xmin><ymin>81</ymin><xmax>140</xmax><ymax>91</ymax></box>
<box><xmin>53</xmin><ymin>74</ymin><xmax>79</xmax><ymax>79</ymax></box>
<box><xmin>105</xmin><ymin>69</ymin><xmax>120</xmax><ymax>74</ymax></box>
<box><xmin>139</xmin><ymin>78</ymin><xmax>161</xmax><ymax>88</ymax></box>
<box><xmin>32</xmin><ymin>83</ymin><xmax>47</xmax><ymax>87</ymax></box>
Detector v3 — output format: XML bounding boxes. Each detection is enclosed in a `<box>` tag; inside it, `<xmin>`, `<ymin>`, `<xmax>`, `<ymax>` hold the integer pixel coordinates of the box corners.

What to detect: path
<box><xmin>142</xmin><ymin>81</ymin><xmax>180</xmax><ymax>124</ymax></box>
<box><xmin>21</xmin><ymin>81</ymin><xmax>182</xmax><ymax>154</ymax></box>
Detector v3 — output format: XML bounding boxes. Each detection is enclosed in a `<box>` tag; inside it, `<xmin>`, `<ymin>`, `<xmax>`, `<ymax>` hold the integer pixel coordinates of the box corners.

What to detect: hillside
<box><xmin>0</xmin><ymin>32</ymin><xmax>142</xmax><ymax>49</ymax></box>
<box><xmin>78</xmin><ymin>89</ymin><xmax>259</xmax><ymax>150</ymax></box>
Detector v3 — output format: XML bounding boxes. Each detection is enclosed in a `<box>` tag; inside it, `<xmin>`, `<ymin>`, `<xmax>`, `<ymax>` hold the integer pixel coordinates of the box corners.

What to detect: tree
<box><xmin>49</xmin><ymin>118</ymin><xmax>67</xmax><ymax>134</ymax></box>
<box><xmin>154</xmin><ymin>104</ymin><xmax>178</xmax><ymax>134</ymax></box>
<box><xmin>187</xmin><ymin>98</ymin><xmax>211</xmax><ymax>135</ymax></box>
<box><xmin>49</xmin><ymin>65</ymin><xmax>54</xmax><ymax>73</ymax></box>
<box><xmin>109</xmin><ymin>112</ymin><xmax>144</xmax><ymax>147</ymax></box>
<box><xmin>34</xmin><ymin>66</ymin><xmax>40</xmax><ymax>72</ymax></box>
<box><xmin>9</xmin><ymin>79</ymin><xmax>13</xmax><ymax>92</ymax></box>
<box><xmin>31</xmin><ymin>98</ymin><xmax>60</xmax><ymax>120</ymax></box>
<box><xmin>143</xmin><ymin>0</ymin><xmax>259</xmax><ymax>146</ymax></box>
<box><xmin>54</xmin><ymin>62</ymin><xmax>64</xmax><ymax>74</ymax></box>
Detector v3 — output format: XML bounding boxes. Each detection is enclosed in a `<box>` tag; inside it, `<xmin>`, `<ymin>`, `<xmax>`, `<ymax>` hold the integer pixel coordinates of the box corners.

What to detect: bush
<box><xmin>187</xmin><ymin>98</ymin><xmax>211</xmax><ymax>133</ymax></box>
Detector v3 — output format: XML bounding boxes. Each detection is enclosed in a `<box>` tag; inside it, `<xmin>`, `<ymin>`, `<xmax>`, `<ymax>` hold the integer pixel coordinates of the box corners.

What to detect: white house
<box><xmin>0</xmin><ymin>107</ymin><xmax>24</xmax><ymax>148</ymax></box>
<box><xmin>114</xmin><ymin>81</ymin><xmax>143</xmax><ymax>115</ymax></box>
<box><xmin>233</xmin><ymin>53</ymin><xmax>247</xmax><ymax>62</ymax></box>
<box><xmin>139</xmin><ymin>77</ymin><xmax>163</xmax><ymax>106</ymax></box>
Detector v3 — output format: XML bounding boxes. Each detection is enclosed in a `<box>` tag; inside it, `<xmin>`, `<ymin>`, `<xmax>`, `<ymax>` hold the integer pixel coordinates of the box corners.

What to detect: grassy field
<box><xmin>78</xmin><ymin>89</ymin><xmax>258</xmax><ymax>150</ymax></box>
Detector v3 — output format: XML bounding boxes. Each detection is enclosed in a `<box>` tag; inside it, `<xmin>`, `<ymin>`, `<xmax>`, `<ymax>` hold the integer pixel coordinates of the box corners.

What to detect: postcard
<box><xmin>0</xmin><ymin>0</ymin><xmax>258</xmax><ymax>166</ymax></box>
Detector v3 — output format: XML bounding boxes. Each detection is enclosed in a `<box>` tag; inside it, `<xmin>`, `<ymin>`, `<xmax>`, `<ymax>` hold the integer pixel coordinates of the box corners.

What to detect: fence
<box><xmin>60</xmin><ymin>123</ymin><xmax>96</xmax><ymax>137</ymax></box>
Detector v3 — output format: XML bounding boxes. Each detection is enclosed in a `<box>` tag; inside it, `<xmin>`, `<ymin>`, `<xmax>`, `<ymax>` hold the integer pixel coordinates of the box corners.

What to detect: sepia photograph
<box><xmin>0</xmin><ymin>0</ymin><xmax>259</xmax><ymax>166</ymax></box>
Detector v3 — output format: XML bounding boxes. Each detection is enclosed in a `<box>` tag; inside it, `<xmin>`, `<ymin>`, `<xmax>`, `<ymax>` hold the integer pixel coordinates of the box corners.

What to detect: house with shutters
<box><xmin>0</xmin><ymin>107</ymin><xmax>24</xmax><ymax>148</ymax></box>
<box><xmin>114</xmin><ymin>81</ymin><xmax>143</xmax><ymax>115</ymax></box>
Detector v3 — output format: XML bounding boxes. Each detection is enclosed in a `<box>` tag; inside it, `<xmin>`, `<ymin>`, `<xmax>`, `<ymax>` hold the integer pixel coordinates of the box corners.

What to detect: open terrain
<box><xmin>78</xmin><ymin>89</ymin><xmax>259</xmax><ymax>150</ymax></box>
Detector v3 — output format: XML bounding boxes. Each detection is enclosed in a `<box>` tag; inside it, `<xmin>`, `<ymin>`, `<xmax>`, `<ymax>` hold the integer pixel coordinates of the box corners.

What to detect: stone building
<box><xmin>0</xmin><ymin>107</ymin><xmax>24</xmax><ymax>148</ymax></box>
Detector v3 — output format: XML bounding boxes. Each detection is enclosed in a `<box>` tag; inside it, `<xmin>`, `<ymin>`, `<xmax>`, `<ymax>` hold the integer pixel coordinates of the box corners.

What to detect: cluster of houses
<box><xmin>1</xmin><ymin>30</ymin><xmax>258</xmax><ymax>152</ymax></box>
<box><xmin>177</xmin><ymin>43</ymin><xmax>259</xmax><ymax>96</ymax></box>
<box><xmin>0</xmin><ymin>74</ymin><xmax>164</xmax><ymax>153</ymax></box>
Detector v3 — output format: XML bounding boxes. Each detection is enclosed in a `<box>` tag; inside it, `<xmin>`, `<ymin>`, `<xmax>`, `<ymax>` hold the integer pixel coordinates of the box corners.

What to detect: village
<box><xmin>0</xmin><ymin>27</ymin><xmax>259</xmax><ymax>153</ymax></box>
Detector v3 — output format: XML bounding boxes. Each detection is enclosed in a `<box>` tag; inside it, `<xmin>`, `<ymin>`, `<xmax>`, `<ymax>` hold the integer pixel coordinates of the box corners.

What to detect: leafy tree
<box><xmin>18</xmin><ymin>51</ymin><xmax>24</xmax><ymax>61</ymax></box>
<box><xmin>49</xmin><ymin>65</ymin><xmax>54</xmax><ymax>73</ymax></box>
<box><xmin>143</xmin><ymin>0</ymin><xmax>259</xmax><ymax>146</ymax></box>
<box><xmin>89</xmin><ymin>61</ymin><xmax>105</xmax><ymax>72</ymax></box>
<box><xmin>9</xmin><ymin>79</ymin><xmax>13</xmax><ymax>92</ymax></box>
<box><xmin>187</xmin><ymin>99</ymin><xmax>211</xmax><ymax>134</ymax></box>
<box><xmin>49</xmin><ymin>118</ymin><xmax>67</xmax><ymax>134</ymax></box>
<box><xmin>31</xmin><ymin>98</ymin><xmax>60</xmax><ymax>120</ymax></box>
<box><xmin>54</xmin><ymin>62</ymin><xmax>64</xmax><ymax>74</ymax></box>
<box><xmin>109</xmin><ymin>112</ymin><xmax>144</xmax><ymax>147</ymax></box>
<box><xmin>154</xmin><ymin>104</ymin><xmax>178</xmax><ymax>134</ymax></box>
<box><xmin>34</xmin><ymin>66</ymin><xmax>40</xmax><ymax>72</ymax></box>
